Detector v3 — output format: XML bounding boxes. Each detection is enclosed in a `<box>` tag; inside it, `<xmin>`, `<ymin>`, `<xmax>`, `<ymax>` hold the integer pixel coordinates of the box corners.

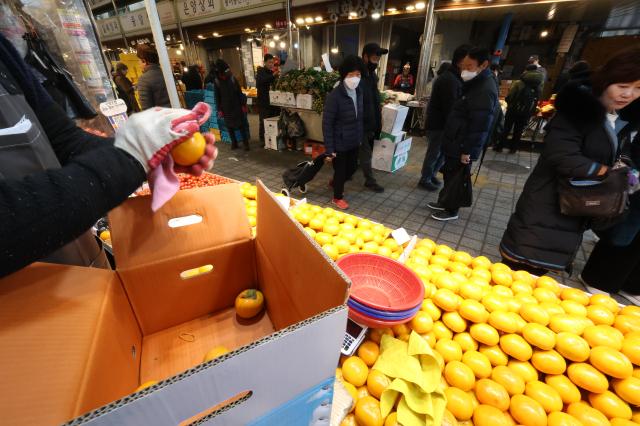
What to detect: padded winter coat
<box><xmin>442</xmin><ymin>68</ymin><xmax>499</xmax><ymax>160</ymax></box>
<box><xmin>322</xmin><ymin>82</ymin><xmax>363</xmax><ymax>155</ymax></box>
<box><xmin>500</xmin><ymin>82</ymin><xmax>618</xmax><ymax>272</ymax></box>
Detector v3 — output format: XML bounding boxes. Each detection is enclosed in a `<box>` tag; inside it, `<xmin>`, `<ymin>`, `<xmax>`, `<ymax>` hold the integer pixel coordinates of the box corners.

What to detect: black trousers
<box><xmin>581</xmin><ymin>232</ymin><xmax>640</xmax><ymax>294</ymax></box>
<box><xmin>333</xmin><ymin>148</ymin><xmax>359</xmax><ymax>199</ymax></box>
<box><xmin>497</xmin><ymin>109</ymin><xmax>529</xmax><ymax>151</ymax></box>
<box><xmin>228</xmin><ymin>126</ymin><xmax>248</xmax><ymax>148</ymax></box>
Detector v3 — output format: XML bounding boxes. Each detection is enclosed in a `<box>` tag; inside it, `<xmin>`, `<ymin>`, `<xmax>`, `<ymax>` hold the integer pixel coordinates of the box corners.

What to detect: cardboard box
<box><xmin>281</xmin><ymin>92</ymin><xmax>296</xmax><ymax>107</ymax></box>
<box><xmin>381</xmin><ymin>104</ymin><xmax>409</xmax><ymax>134</ymax></box>
<box><xmin>0</xmin><ymin>182</ymin><xmax>349</xmax><ymax>425</ymax></box>
<box><xmin>296</xmin><ymin>94</ymin><xmax>313</xmax><ymax>110</ymax></box>
<box><xmin>268</xmin><ymin>90</ymin><xmax>281</xmax><ymax>105</ymax></box>
<box><xmin>265</xmin><ymin>134</ymin><xmax>278</xmax><ymax>150</ymax></box>
<box><xmin>379</xmin><ymin>131</ymin><xmax>406</xmax><ymax>144</ymax></box>
<box><xmin>264</xmin><ymin>117</ymin><xmax>279</xmax><ymax>137</ymax></box>
<box><xmin>372</xmin><ymin>137</ymin><xmax>413</xmax><ymax>172</ymax></box>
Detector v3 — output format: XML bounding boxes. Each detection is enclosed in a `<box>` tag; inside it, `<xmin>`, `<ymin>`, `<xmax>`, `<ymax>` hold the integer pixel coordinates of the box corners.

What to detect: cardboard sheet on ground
<box><xmin>374</xmin><ymin>333</ymin><xmax>445</xmax><ymax>426</ymax></box>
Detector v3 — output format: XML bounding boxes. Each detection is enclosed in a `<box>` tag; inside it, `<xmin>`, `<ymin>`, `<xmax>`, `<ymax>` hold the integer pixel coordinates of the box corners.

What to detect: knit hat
<box><xmin>339</xmin><ymin>55</ymin><xmax>365</xmax><ymax>80</ymax></box>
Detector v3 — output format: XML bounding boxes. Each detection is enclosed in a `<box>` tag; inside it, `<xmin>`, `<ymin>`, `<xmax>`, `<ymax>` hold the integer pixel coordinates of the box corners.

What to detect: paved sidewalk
<box><xmin>212</xmin><ymin>134</ymin><xmax>599</xmax><ymax>293</ymax></box>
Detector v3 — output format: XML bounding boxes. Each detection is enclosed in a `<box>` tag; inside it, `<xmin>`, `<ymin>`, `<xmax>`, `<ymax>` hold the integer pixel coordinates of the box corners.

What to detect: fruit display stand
<box><xmin>51</xmin><ymin>173</ymin><xmax>640</xmax><ymax>425</ymax></box>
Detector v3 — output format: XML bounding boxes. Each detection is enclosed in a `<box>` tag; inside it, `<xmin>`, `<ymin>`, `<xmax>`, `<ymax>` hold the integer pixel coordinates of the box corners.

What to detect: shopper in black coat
<box><xmin>500</xmin><ymin>47</ymin><xmax>640</xmax><ymax>275</ymax></box>
<box><xmin>323</xmin><ymin>55</ymin><xmax>365</xmax><ymax>210</ymax></box>
<box><xmin>429</xmin><ymin>47</ymin><xmax>498</xmax><ymax>221</ymax></box>
<box><xmin>213</xmin><ymin>59</ymin><xmax>248</xmax><ymax>150</ymax></box>
<box><xmin>419</xmin><ymin>45</ymin><xmax>471</xmax><ymax>191</ymax></box>
<box><xmin>181</xmin><ymin>64</ymin><xmax>203</xmax><ymax>91</ymax></box>
<box><xmin>256</xmin><ymin>54</ymin><xmax>280</xmax><ymax>145</ymax></box>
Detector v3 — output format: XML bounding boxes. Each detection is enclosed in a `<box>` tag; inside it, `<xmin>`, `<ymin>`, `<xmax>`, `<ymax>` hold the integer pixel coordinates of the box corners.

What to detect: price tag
<box><xmin>100</xmin><ymin>99</ymin><xmax>128</xmax><ymax>130</ymax></box>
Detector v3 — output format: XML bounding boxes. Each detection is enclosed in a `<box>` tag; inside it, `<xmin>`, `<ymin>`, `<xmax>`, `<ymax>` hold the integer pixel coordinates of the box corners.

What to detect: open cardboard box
<box><xmin>0</xmin><ymin>181</ymin><xmax>350</xmax><ymax>425</ymax></box>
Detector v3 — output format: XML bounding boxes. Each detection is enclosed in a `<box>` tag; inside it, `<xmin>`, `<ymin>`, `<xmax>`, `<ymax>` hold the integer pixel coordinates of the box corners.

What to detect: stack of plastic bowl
<box><xmin>336</xmin><ymin>253</ymin><xmax>424</xmax><ymax>328</ymax></box>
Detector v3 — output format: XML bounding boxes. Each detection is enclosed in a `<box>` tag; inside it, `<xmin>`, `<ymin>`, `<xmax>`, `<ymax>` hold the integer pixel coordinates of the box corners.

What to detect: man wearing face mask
<box><xmin>428</xmin><ymin>47</ymin><xmax>498</xmax><ymax>221</ymax></box>
<box><xmin>359</xmin><ymin>43</ymin><xmax>388</xmax><ymax>193</ymax></box>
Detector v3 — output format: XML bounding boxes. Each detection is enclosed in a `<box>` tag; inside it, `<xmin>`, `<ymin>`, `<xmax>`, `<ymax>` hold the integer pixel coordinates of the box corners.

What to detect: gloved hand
<box><xmin>114</xmin><ymin>102</ymin><xmax>217</xmax><ymax>211</ymax></box>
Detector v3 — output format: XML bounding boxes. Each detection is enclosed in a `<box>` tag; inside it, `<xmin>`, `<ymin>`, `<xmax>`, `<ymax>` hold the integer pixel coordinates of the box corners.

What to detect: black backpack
<box><xmin>512</xmin><ymin>83</ymin><xmax>538</xmax><ymax>116</ymax></box>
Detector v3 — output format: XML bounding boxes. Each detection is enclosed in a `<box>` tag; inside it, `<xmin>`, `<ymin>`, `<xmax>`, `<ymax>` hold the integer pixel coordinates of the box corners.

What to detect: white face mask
<box><xmin>344</xmin><ymin>76</ymin><xmax>361</xmax><ymax>90</ymax></box>
<box><xmin>460</xmin><ymin>70</ymin><xmax>478</xmax><ymax>82</ymax></box>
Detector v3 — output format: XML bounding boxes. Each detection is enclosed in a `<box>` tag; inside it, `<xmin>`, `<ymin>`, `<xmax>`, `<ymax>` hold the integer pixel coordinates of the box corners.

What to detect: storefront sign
<box><xmin>97</xmin><ymin>2</ymin><xmax>175</xmax><ymax>38</ymax></box>
<box><xmin>98</xmin><ymin>17</ymin><xmax>121</xmax><ymax>38</ymax></box>
<box><xmin>179</xmin><ymin>0</ymin><xmax>220</xmax><ymax>20</ymax></box>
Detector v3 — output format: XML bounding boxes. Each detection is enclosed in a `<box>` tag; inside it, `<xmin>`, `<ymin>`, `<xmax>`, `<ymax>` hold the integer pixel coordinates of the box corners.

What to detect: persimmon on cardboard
<box><xmin>0</xmin><ymin>181</ymin><xmax>350</xmax><ymax>425</ymax></box>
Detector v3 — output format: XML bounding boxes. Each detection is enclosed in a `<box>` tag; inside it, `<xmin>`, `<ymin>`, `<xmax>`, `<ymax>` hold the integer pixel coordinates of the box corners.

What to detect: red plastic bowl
<box><xmin>337</xmin><ymin>253</ymin><xmax>424</xmax><ymax>312</ymax></box>
<box><xmin>348</xmin><ymin>306</ymin><xmax>414</xmax><ymax>328</ymax></box>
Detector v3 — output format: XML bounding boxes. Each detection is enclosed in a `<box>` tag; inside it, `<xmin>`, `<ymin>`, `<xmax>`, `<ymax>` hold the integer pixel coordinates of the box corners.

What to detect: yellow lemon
<box><xmin>544</xmin><ymin>374</ymin><xmax>581</xmax><ymax>404</ymax></box>
<box><xmin>445</xmin><ymin>360</ymin><xmax>476</xmax><ymax>391</ymax></box>
<box><xmin>462</xmin><ymin>350</ymin><xmax>492</xmax><ymax>379</ymax></box>
<box><xmin>446</xmin><ymin>387</ymin><xmax>474</xmax><ymax>421</ymax></box>
<box><xmin>522</xmin><ymin>323</ymin><xmax>556</xmax><ymax>350</ymax></box>
<box><xmin>555</xmin><ymin>332</ymin><xmax>590</xmax><ymax>362</ymax></box>
<box><xmin>567</xmin><ymin>363</ymin><xmax>609</xmax><ymax>393</ymax></box>
<box><xmin>454</xmin><ymin>332</ymin><xmax>478</xmax><ymax>353</ymax></box>
<box><xmin>500</xmin><ymin>334</ymin><xmax>533</xmax><ymax>362</ymax></box>
<box><xmin>509</xmin><ymin>395</ymin><xmax>547</xmax><ymax>426</ymax></box>
<box><xmin>480</xmin><ymin>345</ymin><xmax>509</xmax><ymax>367</ymax></box>
<box><xmin>525</xmin><ymin>380</ymin><xmax>563</xmax><ymax>413</ymax></box>
<box><xmin>443</xmin><ymin>311</ymin><xmax>468</xmax><ymax>333</ymax></box>
<box><xmin>530</xmin><ymin>349</ymin><xmax>566</xmax><ymax>375</ymax></box>
<box><xmin>470</xmin><ymin>323</ymin><xmax>500</xmax><ymax>346</ymax></box>
<box><xmin>492</xmin><ymin>365</ymin><xmax>525</xmax><ymax>396</ymax></box>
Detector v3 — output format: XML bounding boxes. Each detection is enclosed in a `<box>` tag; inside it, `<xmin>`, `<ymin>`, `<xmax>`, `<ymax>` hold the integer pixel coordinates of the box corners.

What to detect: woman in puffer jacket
<box><xmin>322</xmin><ymin>55</ymin><xmax>365</xmax><ymax>210</ymax></box>
<box><xmin>499</xmin><ymin>47</ymin><xmax>640</xmax><ymax>276</ymax></box>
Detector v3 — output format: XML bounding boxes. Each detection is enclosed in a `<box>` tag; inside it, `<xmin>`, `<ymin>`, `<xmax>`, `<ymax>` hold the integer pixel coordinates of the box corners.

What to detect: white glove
<box><xmin>114</xmin><ymin>103</ymin><xmax>211</xmax><ymax>172</ymax></box>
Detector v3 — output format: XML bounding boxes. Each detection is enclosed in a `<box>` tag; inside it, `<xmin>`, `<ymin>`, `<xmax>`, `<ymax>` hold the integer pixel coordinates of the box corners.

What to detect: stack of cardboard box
<box><xmin>264</xmin><ymin>117</ymin><xmax>279</xmax><ymax>150</ymax></box>
<box><xmin>372</xmin><ymin>104</ymin><xmax>413</xmax><ymax>173</ymax></box>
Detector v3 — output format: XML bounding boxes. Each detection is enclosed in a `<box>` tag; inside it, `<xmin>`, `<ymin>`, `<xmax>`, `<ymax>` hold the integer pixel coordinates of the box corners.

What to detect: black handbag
<box><xmin>558</xmin><ymin>166</ymin><xmax>629</xmax><ymax>218</ymax></box>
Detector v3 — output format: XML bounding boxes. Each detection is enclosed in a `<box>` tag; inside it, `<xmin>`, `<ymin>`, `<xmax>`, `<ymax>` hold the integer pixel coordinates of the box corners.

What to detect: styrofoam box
<box><xmin>381</xmin><ymin>104</ymin><xmax>409</xmax><ymax>135</ymax></box>
<box><xmin>264</xmin><ymin>117</ymin><xmax>279</xmax><ymax>136</ymax></box>
<box><xmin>265</xmin><ymin>134</ymin><xmax>278</xmax><ymax>150</ymax></box>
<box><xmin>372</xmin><ymin>137</ymin><xmax>413</xmax><ymax>173</ymax></box>
<box><xmin>296</xmin><ymin>94</ymin><xmax>313</xmax><ymax>110</ymax></box>
<box><xmin>268</xmin><ymin>91</ymin><xmax>281</xmax><ymax>105</ymax></box>
<box><xmin>281</xmin><ymin>92</ymin><xmax>296</xmax><ymax>107</ymax></box>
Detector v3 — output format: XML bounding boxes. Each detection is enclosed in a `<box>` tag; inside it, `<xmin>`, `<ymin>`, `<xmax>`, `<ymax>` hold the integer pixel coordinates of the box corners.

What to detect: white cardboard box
<box><xmin>296</xmin><ymin>94</ymin><xmax>313</xmax><ymax>110</ymax></box>
<box><xmin>379</xmin><ymin>131</ymin><xmax>406</xmax><ymax>144</ymax></box>
<box><xmin>281</xmin><ymin>92</ymin><xmax>296</xmax><ymax>107</ymax></box>
<box><xmin>381</xmin><ymin>104</ymin><xmax>409</xmax><ymax>134</ymax></box>
<box><xmin>372</xmin><ymin>137</ymin><xmax>413</xmax><ymax>172</ymax></box>
<box><xmin>268</xmin><ymin>90</ymin><xmax>281</xmax><ymax>105</ymax></box>
<box><xmin>265</xmin><ymin>134</ymin><xmax>278</xmax><ymax>150</ymax></box>
<box><xmin>264</xmin><ymin>117</ymin><xmax>279</xmax><ymax>136</ymax></box>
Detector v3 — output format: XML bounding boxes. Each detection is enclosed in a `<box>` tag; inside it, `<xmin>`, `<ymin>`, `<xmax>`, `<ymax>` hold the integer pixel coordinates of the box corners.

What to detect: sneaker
<box><xmin>431</xmin><ymin>210</ymin><xmax>459</xmax><ymax>221</ymax></box>
<box><xmin>332</xmin><ymin>198</ymin><xmax>349</xmax><ymax>210</ymax></box>
<box><xmin>431</xmin><ymin>176</ymin><xmax>442</xmax><ymax>186</ymax></box>
<box><xmin>578</xmin><ymin>275</ymin><xmax>610</xmax><ymax>296</ymax></box>
<box><xmin>365</xmin><ymin>182</ymin><xmax>384</xmax><ymax>193</ymax></box>
<box><xmin>418</xmin><ymin>180</ymin><xmax>440</xmax><ymax>191</ymax></box>
<box><xmin>620</xmin><ymin>291</ymin><xmax>640</xmax><ymax>306</ymax></box>
<box><xmin>427</xmin><ymin>201</ymin><xmax>445</xmax><ymax>211</ymax></box>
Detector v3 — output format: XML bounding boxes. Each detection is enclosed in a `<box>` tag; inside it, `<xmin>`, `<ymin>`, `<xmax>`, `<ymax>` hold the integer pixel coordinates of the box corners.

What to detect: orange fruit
<box><xmin>480</xmin><ymin>345</ymin><xmax>509</xmax><ymax>367</ymax></box>
<box><xmin>507</xmin><ymin>360</ymin><xmax>539</xmax><ymax>383</ymax></box>
<box><xmin>492</xmin><ymin>365</ymin><xmax>525</xmax><ymax>396</ymax></box>
<box><xmin>475</xmin><ymin>379</ymin><xmax>510</xmax><ymax>411</ymax></box>
<box><xmin>444</xmin><ymin>360</ymin><xmax>476</xmax><ymax>391</ymax></box>
<box><xmin>535</xmin><ymin>275</ymin><xmax>561</xmax><ymax>295</ymax></box>
<box><xmin>454</xmin><ymin>332</ymin><xmax>478</xmax><ymax>353</ymax></box>
<box><xmin>489</xmin><ymin>311</ymin><xmax>520</xmax><ymax>334</ymax></box>
<box><xmin>612</xmin><ymin>377</ymin><xmax>640</xmax><ymax>406</ymax></box>
<box><xmin>357</xmin><ymin>341</ymin><xmax>380</xmax><ymax>367</ymax></box>
<box><xmin>470</xmin><ymin>323</ymin><xmax>500</xmax><ymax>346</ymax></box>
<box><xmin>590</xmin><ymin>293</ymin><xmax>620</xmax><ymax>313</ymax></box>
<box><xmin>134</xmin><ymin>380</ymin><xmax>158</xmax><ymax>392</ymax></box>
<box><xmin>340</xmin><ymin>413</ymin><xmax>357</xmax><ymax>426</ymax></box>
<box><xmin>355</xmin><ymin>395</ymin><xmax>384</xmax><ymax>426</ymax></box>
<box><xmin>615</xmin><ymin>315</ymin><xmax>640</xmax><ymax>335</ymax></box>
<box><xmin>554</xmin><ymin>332</ymin><xmax>590</xmax><ymax>362</ymax></box>
<box><xmin>522</xmin><ymin>323</ymin><xmax>556</xmax><ymax>350</ymax></box>
<box><xmin>621</xmin><ymin>336</ymin><xmax>640</xmax><ymax>366</ymax></box>
<box><xmin>235</xmin><ymin>289</ymin><xmax>264</xmax><ymax>319</ymax></box>
<box><xmin>544</xmin><ymin>374</ymin><xmax>581</xmax><ymax>404</ymax></box>
<box><xmin>366</xmin><ymin>369</ymin><xmax>391</xmax><ymax>399</ymax></box>
<box><xmin>342</xmin><ymin>356</ymin><xmax>369</xmax><ymax>387</ymax></box>
<box><xmin>560</xmin><ymin>300</ymin><xmax>587</xmax><ymax>317</ymax></box>
<box><xmin>421</xmin><ymin>299</ymin><xmax>442</xmax><ymax>321</ymax></box>
<box><xmin>560</xmin><ymin>287</ymin><xmax>590</xmax><ymax>305</ymax></box>
<box><xmin>462</xmin><ymin>350</ymin><xmax>492</xmax><ymax>379</ymax></box>
<box><xmin>549</xmin><ymin>314</ymin><xmax>587</xmax><ymax>334</ymax></box>
<box><xmin>384</xmin><ymin>412</ymin><xmax>399</xmax><ymax>426</ymax></box>
<box><xmin>587</xmin><ymin>304</ymin><xmax>616</xmax><ymax>326</ymax></box>
<box><xmin>583</xmin><ymin>324</ymin><xmax>624</xmax><ymax>350</ymax></box>
<box><xmin>434</xmin><ymin>288</ymin><xmax>461</xmax><ymax>312</ymax></box>
<box><xmin>519</xmin><ymin>304</ymin><xmax>550</xmax><ymax>326</ymax></box>
<box><xmin>509</xmin><ymin>394</ymin><xmax>547</xmax><ymax>426</ymax></box>
<box><xmin>446</xmin><ymin>387</ymin><xmax>474</xmax><ymax>420</ymax></box>
<box><xmin>436</xmin><ymin>339</ymin><xmax>463</xmax><ymax>363</ymax></box>
<box><xmin>442</xmin><ymin>409</ymin><xmax>459</xmax><ymax>426</ymax></box>
<box><xmin>342</xmin><ymin>381</ymin><xmax>359</xmax><ymax>412</ymax></box>
<box><xmin>433</xmin><ymin>320</ymin><xmax>454</xmax><ymax>341</ymax></box>
<box><xmin>530</xmin><ymin>349</ymin><xmax>566</xmax><ymax>375</ymax></box>
<box><xmin>589</xmin><ymin>390</ymin><xmax>632</xmax><ymax>420</ymax></box>
<box><xmin>590</xmin><ymin>346</ymin><xmax>633</xmax><ymax>378</ymax></box>
<box><xmin>547</xmin><ymin>412</ymin><xmax>584</xmax><ymax>426</ymax></box>
<box><xmin>621</xmin><ymin>305</ymin><xmax>640</xmax><ymax>318</ymax></box>
<box><xmin>474</xmin><ymin>404</ymin><xmax>510</xmax><ymax>426</ymax></box>
<box><xmin>459</xmin><ymin>299</ymin><xmax>489</xmax><ymax>323</ymax></box>
<box><xmin>524</xmin><ymin>380</ymin><xmax>563</xmax><ymax>413</ymax></box>
<box><xmin>443</xmin><ymin>311</ymin><xmax>468</xmax><ymax>333</ymax></box>
<box><xmin>567</xmin><ymin>362</ymin><xmax>609</xmax><ymax>393</ymax></box>
<box><xmin>171</xmin><ymin>132</ymin><xmax>206</xmax><ymax>165</ymax></box>
<box><xmin>410</xmin><ymin>311</ymin><xmax>434</xmax><ymax>334</ymax></box>
<box><xmin>567</xmin><ymin>401</ymin><xmax>612</xmax><ymax>426</ymax></box>
<box><xmin>500</xmin><ymin>334</ymin><xmax>533</xmax><ymax>361</ymax></box>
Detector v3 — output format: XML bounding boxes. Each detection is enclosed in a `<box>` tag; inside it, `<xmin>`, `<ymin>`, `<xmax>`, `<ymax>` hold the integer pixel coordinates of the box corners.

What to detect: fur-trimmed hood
<box><xmin>554</xmin><ymin>81</ymin><xmax>605</xmax><ymax>131</ymax></box>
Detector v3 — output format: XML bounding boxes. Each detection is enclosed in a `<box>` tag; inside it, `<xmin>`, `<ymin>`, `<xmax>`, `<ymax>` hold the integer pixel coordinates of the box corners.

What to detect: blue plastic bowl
<box><xmin>347</xmin><ymin>298</ymin><xmax>420</xmax><ymax>320</ymax></box>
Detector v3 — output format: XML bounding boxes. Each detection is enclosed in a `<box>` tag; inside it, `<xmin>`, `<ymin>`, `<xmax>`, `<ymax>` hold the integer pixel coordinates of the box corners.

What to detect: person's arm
<box><xmin>322</xmin><ymin>92</ymin><xmax>338</xmax><ymax>155</ymax></box>
<box><xmin>138</xmin><ymin>77</ymin><xmax>152</xmax><ymax>110</ymax></box>
<box><xmin>462</xmin><ymin>91</ymin><xmax>497</xmax><ymax>157</ymax></box>
<box><xmin>544</xmin><ymin>116</ymin><xmax>608</xmax><ymax>178</ymax></box>
<box><xmin>0</xmin><ymin>146</ymin><xmax>145</xmax><ymax>277</ymax></box>
<box><xmin>36</xmin><ymin>101</ymin><xmax>113</xmax><ymax>164</ymax></box>
<box><xmin>440</xmin><ymin>76</ymin><xmax>459</xmax><ymax>119</ymax></box>
<box><xmin>256</xmin><ymin>69</ymin><xmax>275</xmax><ymax>86</ymax></box>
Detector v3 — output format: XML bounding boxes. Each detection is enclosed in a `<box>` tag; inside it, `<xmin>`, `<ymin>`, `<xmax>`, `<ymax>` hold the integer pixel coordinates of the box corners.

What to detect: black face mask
<box><xmin>367</xmin><ymin>62</ymin><xmax>378</xmax><ymax>72</ymax></box>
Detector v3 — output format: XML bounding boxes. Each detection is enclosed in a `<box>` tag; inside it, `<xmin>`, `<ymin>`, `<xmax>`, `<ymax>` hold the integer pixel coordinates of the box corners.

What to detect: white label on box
<box><xmin>391</xmin><ymin>228</ymin><xmax>411</xmax><ymax>245</ymax></box>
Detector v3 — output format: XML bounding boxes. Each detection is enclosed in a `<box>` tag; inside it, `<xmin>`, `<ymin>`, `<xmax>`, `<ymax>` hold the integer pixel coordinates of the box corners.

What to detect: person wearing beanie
<box><xmin>322</xmin><ymin>55</ymin><xmax>365</xmax><ymax>210</ymax></box>
<box><xmin>212</xmin><ymin>59</ymin><xmax>249</xmax><ymax>150</ymax></box>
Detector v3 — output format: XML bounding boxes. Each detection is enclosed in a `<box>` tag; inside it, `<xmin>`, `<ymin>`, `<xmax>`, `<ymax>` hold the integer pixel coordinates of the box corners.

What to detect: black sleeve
<box><xmin>0</xmin><ymin>146</ymin><xmax>145</xmax><ymax>277</ymax></box>
<box><xmin>256</xmin><ymin>70</ymin><xmax>275</xmax><ymax>86</ymax></box>
<box><xmin>36</xmin><ymin>101</ymin><xmax>114</xmax><ymax>165</ymax></box>
<box><xmin>440</xmin><ymin>77</ymin><xmax>459</xmax><ymax>120</ymax></box>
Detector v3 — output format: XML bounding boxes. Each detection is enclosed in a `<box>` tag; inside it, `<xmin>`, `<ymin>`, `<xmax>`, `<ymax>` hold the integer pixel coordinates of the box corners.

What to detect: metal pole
<box><xmin>493</xmin><ymin>13</ymin><xmax>512</xmax><ymax>64</ymax></box>
<box><xmin>286</xmin><ymin>0</ymin><xmax>293</xmax><ymax>58</ymax></box>
<box><xmin>144</xmin><ymin>0</ymin><xmax>180</xmax><ymax>107</ymax></box>
<box><xmin>415</xmin><ymin>0</ymin><xmax>436</xmax><ymax>98</ymax></box>
<box><xmin>172</xmin><ymin>0</ymin><xmax>189</xmax><ymax>63</ymax></box>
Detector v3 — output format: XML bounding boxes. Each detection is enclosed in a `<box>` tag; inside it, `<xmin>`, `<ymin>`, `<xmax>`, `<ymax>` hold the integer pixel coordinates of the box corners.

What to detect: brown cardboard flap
<box><xmin>0</xmin><ymin>263</ymin><xmax>141</xmax><ymax>426</ymax></box>
<box><xmin>254</xmin><ymin>181</ymin><xmax>349</xmax><ymax>330</ymax></box>
<box><xmin>118</xmin><ymin>240</ymin><xmax>257</xmax><ymax>335</ymax></box>
<box><xmin>109</xmin><ymin>184</ymin><xmax>251</xmax><ymax>269</ymax></box>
